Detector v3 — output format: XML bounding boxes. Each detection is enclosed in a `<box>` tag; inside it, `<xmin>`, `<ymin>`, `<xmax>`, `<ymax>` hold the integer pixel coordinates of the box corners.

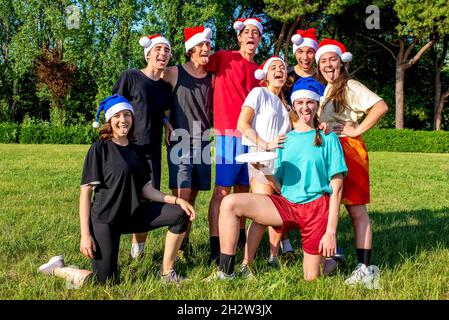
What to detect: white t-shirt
<box><xmin>241</xmin><ymin>87</ymin><xmax>291</xmax><ymax>147</ymax></box>
<box><xmin>318</xmin><ymin>79</ymin><xmax>382</xmax><ymax>137</ymax></box>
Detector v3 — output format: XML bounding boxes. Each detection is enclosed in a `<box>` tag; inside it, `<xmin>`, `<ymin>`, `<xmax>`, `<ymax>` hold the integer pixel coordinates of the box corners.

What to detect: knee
<box><xmin>220</xmin><ymin>195</ymin><xmax>240</xmax><ymax>218</ymax></box>
<box><xmin>170</xmin><ymin>206</ymin><xmax>190</xmax><ymax>234</ymax></box>
<box><xmin>213</xmin><ymin>187</ymin><xmax>230</xmax><ymax>202</ymax></box>
<box><xmin>348</xmin><ymin>207</ymin><xmax>370</xmax><ymax>224</ymax></box>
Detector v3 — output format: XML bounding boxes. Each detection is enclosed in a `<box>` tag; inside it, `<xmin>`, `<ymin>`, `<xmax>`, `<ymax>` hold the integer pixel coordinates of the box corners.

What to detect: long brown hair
<box><xmin>98</xmin><ymin>114</ymin><xmax>136</xmax><ymax>142</ymax></box>
<box><xmin>313</xmin><ymin>113</ymin><xmax>322</xmax><ymax>146</ymax></box>
<box><xmin>319</xmin><ymin>63</ymin><xmax>351</xmax><ymax>114</ymax></box>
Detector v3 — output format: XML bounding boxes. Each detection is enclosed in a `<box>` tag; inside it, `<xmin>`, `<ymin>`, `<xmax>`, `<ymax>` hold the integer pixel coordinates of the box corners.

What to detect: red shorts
<box><xmin>269</xmin><ymin>194</ymin><xmax>329</xmax><ymax>255</ymax></box>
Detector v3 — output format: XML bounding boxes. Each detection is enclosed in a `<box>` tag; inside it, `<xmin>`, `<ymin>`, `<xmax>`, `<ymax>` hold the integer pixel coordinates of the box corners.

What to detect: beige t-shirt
<box><xmin>318</xmin><ymin>79</ymin><xmax>382</xmax><ymax>137</ymax></box>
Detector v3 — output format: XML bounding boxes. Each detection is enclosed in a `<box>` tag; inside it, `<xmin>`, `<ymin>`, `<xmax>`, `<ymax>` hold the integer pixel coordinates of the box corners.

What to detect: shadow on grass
<box><xmin>336</xmin><ymin>207</ymin><xmax>449</xmax><ymax>269</ymax></box>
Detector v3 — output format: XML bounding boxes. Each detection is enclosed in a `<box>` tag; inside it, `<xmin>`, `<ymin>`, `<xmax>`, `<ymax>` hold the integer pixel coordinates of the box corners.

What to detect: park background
<box><xmin>0</xmin><ymin>0</ymin><xmax>448</xmax><ymax>299</ymax></box>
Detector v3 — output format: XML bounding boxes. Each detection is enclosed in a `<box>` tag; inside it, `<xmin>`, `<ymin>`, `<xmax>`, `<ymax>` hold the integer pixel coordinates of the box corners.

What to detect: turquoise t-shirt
<box><xmin>274</xmin><ymin>130</ymin><xmax>348</xmax><ymax>204</ymax></box>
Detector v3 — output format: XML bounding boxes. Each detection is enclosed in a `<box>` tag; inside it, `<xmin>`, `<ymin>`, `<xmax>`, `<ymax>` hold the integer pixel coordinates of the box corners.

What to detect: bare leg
<box><xmin>233</xmin><ymin>185</ymin><xmax>250</xmax><ymax>232</ymax></box>
<box><xmin>219</xmin><ymin>193</ymin><xmax>283</xmax><ymax>256</ymax></box>
<box><xmin>243</xmin><ymin>222</ymin><xmax>266</xmax><ymax>265</ymax></box>
<box><xmin>208</xmin><ymin>186</ymin><xmax>231</xmax><ymax>237</ymax></box>
<box><xmin>346</xmin><ymin>204</ymin><xmax>372</xmax><ymax>249</ymax></box>
<box><xmin>302</xmin><ymin>252</ymin><xmax>324</xmax><ymax>281</ymax></box>
<box><xmin>246</xmin><ymin>179</ymin><xmax>280</xmax><ymax>261</ymax></box>
<box><xmin>161</xmin><ymin>231</ymin><xmax>186</xmax><ymax>274</ymax></box>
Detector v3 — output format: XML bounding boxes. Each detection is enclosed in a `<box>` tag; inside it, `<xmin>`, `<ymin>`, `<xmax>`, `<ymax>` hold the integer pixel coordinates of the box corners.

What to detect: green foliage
<box><xmin>18</xmin><ymin>120</ymin><xmax>97</xmax><ymax>144</ymax></box>
<box><xmin>0</xmin><ymin>122</ymin><xmax>20</xmax><ymax>143</ymax></box>
<box><xmin>364</xmin><ymin>129</ymin><xmax>449</xmax><ymax>153</ymax></box>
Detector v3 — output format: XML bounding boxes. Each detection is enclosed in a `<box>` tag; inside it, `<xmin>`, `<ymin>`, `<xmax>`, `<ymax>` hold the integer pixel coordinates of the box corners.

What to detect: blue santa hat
<box><xmin>290</xmin><ymin>77</ymin><xmax>325</xmax><ymax>104</ymax></box>
<box><xmin>92</xmin><ymin>94</ymin><xmax>134</xmax><ymax>128</ymax></box>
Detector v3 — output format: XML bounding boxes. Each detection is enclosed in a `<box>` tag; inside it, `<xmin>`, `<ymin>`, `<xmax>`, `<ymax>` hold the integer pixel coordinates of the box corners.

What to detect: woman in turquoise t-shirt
<box><xmin>208</xmin><ymin>78</ymin><xmax>347</xmax><ymax>281</ymax></box>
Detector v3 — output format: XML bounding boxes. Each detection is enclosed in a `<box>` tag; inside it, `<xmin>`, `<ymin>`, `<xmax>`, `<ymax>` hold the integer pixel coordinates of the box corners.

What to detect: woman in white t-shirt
<box><xmin>237</xmin><ymin>56</ymin><xmax>292</xmax><ymax>268</ymax></box>
<box><xmin>316</xmin><ymin>38</ymin><xmax>388</xmax><ymax>286</ymax></box>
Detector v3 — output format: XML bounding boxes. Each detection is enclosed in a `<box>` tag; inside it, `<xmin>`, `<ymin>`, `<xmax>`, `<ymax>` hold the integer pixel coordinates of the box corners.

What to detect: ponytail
<box><xmin>313</xmin><ymin>114</ymin><xmax>322</xmax><ymax>146</ymax></box>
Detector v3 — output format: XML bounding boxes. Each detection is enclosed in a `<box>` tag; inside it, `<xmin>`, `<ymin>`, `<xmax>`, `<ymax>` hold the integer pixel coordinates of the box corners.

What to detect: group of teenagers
<box><xmin>38</xmin><ymin>17</ymin><xmax>388</xmax><ymax>287</ymax></box>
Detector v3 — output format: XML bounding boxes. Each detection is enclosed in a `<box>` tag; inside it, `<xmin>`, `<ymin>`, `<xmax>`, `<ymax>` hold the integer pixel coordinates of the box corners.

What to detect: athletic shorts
<box><xmin>269</xmin><ymin>194</ymin><xmax>330</xmax><ymax>255</ymax></box>
<box><xmin>215</xmin><ymin>135</ymin><xmax>249</xmax><ymax>187</ymax></box>
<box><xmin>339</xmin><ymin>136</ymin><xmax>370</xmax><ymax>205</ymax></box>
<box><xmin>167</xmin><ymin>145</ymin><xmax>211</xmax><ymax>190</ymax></box>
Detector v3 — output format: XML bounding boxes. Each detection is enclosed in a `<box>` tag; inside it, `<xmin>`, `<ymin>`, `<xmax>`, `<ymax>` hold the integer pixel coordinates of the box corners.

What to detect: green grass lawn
<box><xmin>0</xmin><ymin>144</ymin><xmax>448</xmax><ymax>300</ymax></box>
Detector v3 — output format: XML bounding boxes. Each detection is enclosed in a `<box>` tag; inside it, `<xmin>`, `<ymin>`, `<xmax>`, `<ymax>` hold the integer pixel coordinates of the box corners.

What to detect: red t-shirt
<box><xmin>206</xmin><ymin>50</ymin><xmax>259</xmax><ymax>137</ymax></box>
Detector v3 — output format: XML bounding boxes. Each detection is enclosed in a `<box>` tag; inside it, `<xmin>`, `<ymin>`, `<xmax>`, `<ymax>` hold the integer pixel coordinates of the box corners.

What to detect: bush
<box><xmin>18</xmin><ymin>122</ymin><xmax>97</xmax><ymax>144</ymax></box>
<box><xmin>364</xmin><ymin>129</ymin><xmax>449</xmax><ymax>153</ymax></box>
<box><xmin>0</xmin><ymin>123</ymin><xmax>20</xmax><ymax>143</ymax></box>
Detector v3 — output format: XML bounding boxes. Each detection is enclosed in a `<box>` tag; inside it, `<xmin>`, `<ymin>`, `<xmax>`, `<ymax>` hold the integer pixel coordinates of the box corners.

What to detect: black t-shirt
<box><xmin>112</xmin><ymin>69</ymin><xmax>172</xmax><ymax>154</ymax></box>
<box><xmin>80</xmin><ymin>141</ymin><xmax>152</xmax><ymax>224</ymax></box>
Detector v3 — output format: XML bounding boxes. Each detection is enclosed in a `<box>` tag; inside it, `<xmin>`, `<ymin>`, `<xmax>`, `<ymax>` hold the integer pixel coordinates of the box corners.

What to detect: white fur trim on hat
<box><xmin>254</xmin><ymin>57</ymin><xmax>286</xmax><ymax>80</ymax></box>
<box><xmin>292</xmin><ymin>38</ymin><xmax>318</xmax><ymax>55</ymax></box>
<box><xmin>291</xmin><ymin>89</ymin><xmax>321</xmax><ymax>103</ymax></box>
<box><xmin>104</xmin><ymin>102</ymin><xmax>134</xmax><ymax>123</ymax></box>
<box><xmin>185</xmin><ymin>28</ymin><xmax>212</xmax><ymax>53</ymax></box>
<box><xmin>315</xmin><ymin>44</ymin><xmax>342</xmax><ymax>64</ymax></box>
<box><xmin>92</xmin><ymin>121</ymin><xmax>100</xmax><ymax>128</ymax></box>
<box><xmin>140</xmin><ymin>36</ymin><xmax>171</xmax><ymax>61</ymax></box>
<box><xmin>234</xmin><ymin>18</ymin><xmax>263</xmax><ymax>34</ymax></box>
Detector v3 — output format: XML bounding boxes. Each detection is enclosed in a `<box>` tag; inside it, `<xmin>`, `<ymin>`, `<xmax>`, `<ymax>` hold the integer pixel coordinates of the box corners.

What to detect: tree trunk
<box><xmin>274</xmin><ymin>22</ymin><xmax>287</xmax><ymax>56</ymax></box>
<box><xmin>434</xmin><ymin>67</ymin><xmax>442</xmax><ymax>129</ymax></box>
<box><xmin>435</xmin><ymin>90</ymin><xmax>449</xmax><ymax>130</ymax></box>
<box><xmin>395</xmin><ymin>63</ymin><xmax>405</xmax><ymax>129</ymax></box>
<box><xmin>283</xmin><ymin>16</ymin><xmax>300</xmax><ymax>60</ymax></box>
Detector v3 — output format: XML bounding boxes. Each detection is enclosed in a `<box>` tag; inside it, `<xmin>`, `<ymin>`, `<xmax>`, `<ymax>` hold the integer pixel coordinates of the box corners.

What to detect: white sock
<box><xmin>130</xmin><ymin>242</ymin><xmax>145</xmax><ymax>258</ymax></box>
<box><xmin>280</xmin><ymin>239</ymin><xmax>293</xmax><ymax>254</ymax></box>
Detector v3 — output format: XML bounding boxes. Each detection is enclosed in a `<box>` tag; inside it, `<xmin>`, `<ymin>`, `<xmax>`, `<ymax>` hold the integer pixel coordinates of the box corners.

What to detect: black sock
<box><xmin>237</xmin><ymin>228</ymin><xmax>246</xmax><ymax>247</ymax></box>
<box><xmin>210</xmin><ymin>236</ymin><xmax>220</xmax><ymax>255</ymax></box>
<box><xmin>219</xmin><ymin>253</ymin><xmax>236</xmax><ymax>275</ymax></box>
<box><xmin>356</xmin><ymin>248</ymin><xmax>372</xmax><ymax>266</ymax></box>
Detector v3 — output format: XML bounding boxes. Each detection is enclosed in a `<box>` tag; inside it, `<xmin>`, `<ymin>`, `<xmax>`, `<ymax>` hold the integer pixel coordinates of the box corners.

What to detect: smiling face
<box><xmin>266</xmin><ymin>60</ymin><xmax>286</xmax><ymax>89</ymax></box>
<box><xmin>318</xmin><ymin>52</ymin><xmax>342</xmax><ymax>84</ymax></box>
<box><xmin>110</xmin><ymin>110</ymin><xmax>133</xmax><ymax>139</ymax></box>
<box><xmin>237</xmin><ymin>25</ymin><xmax>261</xmax><ymax>55</ymax></box>
<box><xmin>295</xmin><ymin>46</ymin><xmax>315</xmax><ymax>72</ymax></box>
<box><xmin>147</xmin><ymin>43</ymin><xmax>171</xmax><ymax>71</ymax></box>
<box><xmin>293</xmin><ymin>98</ymin><xmax>319</xmax><ymax>126</ymax></box>
<box><xmin>189</xmin><ymin>41</ymin><xmax>211</xmax><ymax>65</ymax></box>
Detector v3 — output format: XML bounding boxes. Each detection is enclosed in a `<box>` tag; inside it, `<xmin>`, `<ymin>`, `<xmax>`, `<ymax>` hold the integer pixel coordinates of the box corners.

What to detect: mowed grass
<box><xmin>0</xmin><ymin>144</ymin><xmax>448</xmax><ymax>300</ymax></box>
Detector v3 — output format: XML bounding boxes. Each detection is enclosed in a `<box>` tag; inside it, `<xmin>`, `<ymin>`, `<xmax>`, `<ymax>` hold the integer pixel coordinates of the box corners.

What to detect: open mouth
<box><xmin>274</xmin><ymin>74</ymin><xmax>284</xmax><ymax>80</ymax></box>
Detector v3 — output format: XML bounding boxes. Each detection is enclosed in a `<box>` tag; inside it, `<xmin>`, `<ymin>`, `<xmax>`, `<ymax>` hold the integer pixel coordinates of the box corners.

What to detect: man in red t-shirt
<box><xmin>205</xmin><ymin>17</ymin><xmax>263</xmax><ymax>264</ymax></box>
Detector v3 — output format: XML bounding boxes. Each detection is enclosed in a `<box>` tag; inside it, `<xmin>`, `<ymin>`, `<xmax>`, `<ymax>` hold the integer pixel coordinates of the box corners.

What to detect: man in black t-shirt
<box><xmin>112</xmin><ymin>34</ymin><xmax>172</xmax><ymax>259</ymax></box>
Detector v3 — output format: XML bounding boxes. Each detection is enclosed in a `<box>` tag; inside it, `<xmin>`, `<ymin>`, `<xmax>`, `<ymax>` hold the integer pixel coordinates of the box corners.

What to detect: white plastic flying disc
<box><xmin>235</xmin><ymin>151</ymin><xmax>278</xmax><ymax>163</ymax></box>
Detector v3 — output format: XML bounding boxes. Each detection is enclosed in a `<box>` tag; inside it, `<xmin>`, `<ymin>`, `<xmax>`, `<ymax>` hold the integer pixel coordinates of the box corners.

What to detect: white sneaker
<box><xmin>345</xmin><ymin>263</ymin><xmax>381</xmax><ymax>289</ymax></box>
<box><xmin>38</xmin><ymin>255</ymin><xmax>65</xmax><ymax>275</ymax></box>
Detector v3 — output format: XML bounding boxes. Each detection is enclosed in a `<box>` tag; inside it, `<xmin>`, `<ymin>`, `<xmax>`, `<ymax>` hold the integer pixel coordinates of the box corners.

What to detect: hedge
<box><xmin>0</xmin><ymin>123</ymin><xmax>97</xmax><ymax>144</ymax></box>
<box><xmin>363</xmin><ymin>129</ymin><xmax>449</xmax><ymax>153</ymax></box>
<box><xmin>0</xmin><ymin>124</ymin><xmax>448</xmax><ymax>153</ymax></box>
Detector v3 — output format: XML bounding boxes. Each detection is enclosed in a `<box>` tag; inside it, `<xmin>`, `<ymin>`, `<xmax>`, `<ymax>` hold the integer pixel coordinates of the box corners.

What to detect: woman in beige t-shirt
<box><xmin>315</xmin><ymin>38</ymin><xmax>388</xmax><ymax>286</ymax></box>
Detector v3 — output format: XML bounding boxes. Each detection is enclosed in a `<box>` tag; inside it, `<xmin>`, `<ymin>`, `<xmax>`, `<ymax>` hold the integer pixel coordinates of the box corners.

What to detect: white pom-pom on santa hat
<box><xmin>233</xmin><ymin>20</ymin><xmax>245</xmax><ymax>31</ymax></box>
<box><xmin>139</xmin><ymin>36</ymin><xmax>151</xmax><ymax>48</ymax></box>
<box><xmin>204</xmin><ymin>27</ymin><xmax>213</xmax><ymax>38</ymax></box>
<box><xmin>341</xmin><ymin>52</ymin><xmax>353</xmax><ymax>62</ymax></box>
<box><xmin>254</xmin><ymin>69</ymin><xmax>266</xmax><ymax>80</ymax></box>
<box><xmin>92</xmin><ymin>121</ymin><xmax>100</xmax><ymax>129</ymax></box>
<box><xmin>291</xmin><ymin>33</ymin><xmax>303</xmax><ymax>45</ymax></box>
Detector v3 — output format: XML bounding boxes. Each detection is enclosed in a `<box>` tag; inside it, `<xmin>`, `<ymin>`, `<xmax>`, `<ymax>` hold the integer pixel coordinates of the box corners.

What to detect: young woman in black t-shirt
<box><xmin>38</xmin><ymin>95</ymin><xmax>195</xmax><ymax>285</ymax></box>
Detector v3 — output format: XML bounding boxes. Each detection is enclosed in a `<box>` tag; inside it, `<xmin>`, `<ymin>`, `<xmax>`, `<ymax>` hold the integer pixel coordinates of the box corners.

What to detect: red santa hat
<box><xmin>315</xmin><ymin>38</ymin><xmax>352</xmax><ymax>64</ymax></box>
<box><xmin>254</xmin><ymin>56</ymin><xmax>286</xmax><ymax>80</ymax></box>
<box><xmin>139</xmin><ymin>34</ymin><xmax>171</xmax><ymax>61</ymax></box>
<box><xmin>233</xmin><ymin>17</ymin><xmax>263</xmax><ymax>34</ymax></box>
<box><xmin>291</xmin><ymin>28</ymin><xmax>318</xmax><ymax>54</ymax></box>
<box><xmin>184</xmin><ymin>26</ymin><xmax>213</xmax><ymax>53</ymax></box>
